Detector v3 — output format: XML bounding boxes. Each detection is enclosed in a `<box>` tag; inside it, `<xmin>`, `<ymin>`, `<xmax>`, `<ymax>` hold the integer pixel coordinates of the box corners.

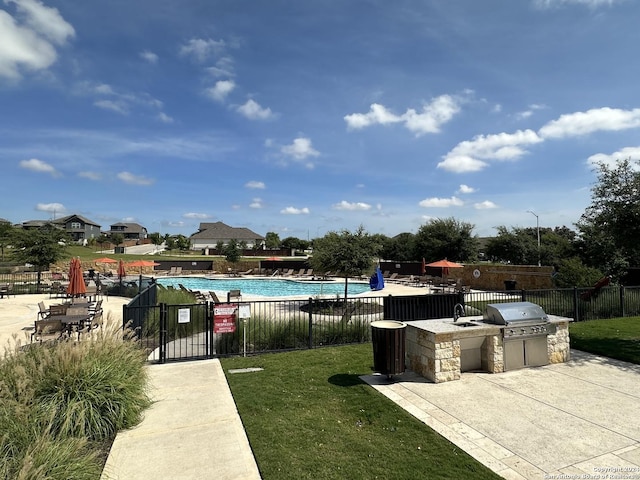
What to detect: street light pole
<box><xmin>527</xmin><ymin>210</ymin><xmax>541</xmax><ymax>266</ymax></box>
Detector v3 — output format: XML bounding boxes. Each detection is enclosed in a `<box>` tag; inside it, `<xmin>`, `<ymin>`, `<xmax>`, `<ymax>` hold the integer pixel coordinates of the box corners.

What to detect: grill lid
<box><xmin>483</xmin><ymin>302</ymin><xmax>548</xmax><ymax>325</ymax></box>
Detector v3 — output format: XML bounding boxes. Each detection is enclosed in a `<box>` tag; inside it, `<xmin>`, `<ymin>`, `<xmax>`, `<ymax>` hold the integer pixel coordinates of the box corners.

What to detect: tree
<box><xmin>0</xmin><ymin>220</ymin><xmax>15</xmax><ymax>262</ymax></box>
<box><xmin>281</xmin><ymin>236</ymin><xmax>310</xmax><ymax>252</ymax></box>
<box><xmin>149</xmin><ymin>232</ymin><xmax>164</xmax><ymax>247</ymax></box>
<box><xmin>223</xmin><ymin>239</ymin><xmax>241</xmax><ymax>266</ymax></box>
<box><xmin>413</xmin><ymin>217</ymin><xmax>478</xmax><ymax>262</ymax></box>
<box><xmin>110</xmin><ymin>233</ymin><xmax>124</xmax><ymax>250</ymax></box>
<box><xmin>264</xmin><ymin>232</ymin><xmax>281</xmax><ymax>249</ymax></box>
<box><xmin>553</xmin><ymin>257</ymin><xmax>604</xmax><ymax>288</ymax></box>
<box><xmin>576</xmin><ymin>158</ymin><xmax>640</xmax><ymax>280</ymax></box>
<box><xmin>12</xmin><ymin>225</ymin><xmax>68</xmax><ymax>291</ymax></box>
<box><xmin>379</xmin><ymin>232</ymin><xmax>414</xmax><ymax>261</ymax></box>
<box><xmin>310</xmin><ymin>225</ymin><xmax>381</xmax><ymax>301</ymax></box>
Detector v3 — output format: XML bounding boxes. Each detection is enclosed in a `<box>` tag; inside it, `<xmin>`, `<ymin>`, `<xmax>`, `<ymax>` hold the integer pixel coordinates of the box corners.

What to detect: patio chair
<box><xmin>37</xmin><ymin>301</ymin><xmax>49</xmax><ymax>319</ymax></box>
<box><xmin>174</xmin><ymin>266</ymin><xmax>183</xmax><ymax>275</ymax></box>
<box><xmin>31</xmin><ymin>318</ymin><xmax>66</xmax><ymax>343</ymax></box>
<box><xmin>209</xmin><ymin>291</ymin><xmax>221</xmax><ymax>303</ymax></box>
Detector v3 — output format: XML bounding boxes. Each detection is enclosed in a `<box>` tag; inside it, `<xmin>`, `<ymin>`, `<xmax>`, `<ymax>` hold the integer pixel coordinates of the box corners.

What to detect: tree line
<box><xmin>1</xmin><ymin>159</ymin><xmax>638</xmax><ymax>287</ymax></box>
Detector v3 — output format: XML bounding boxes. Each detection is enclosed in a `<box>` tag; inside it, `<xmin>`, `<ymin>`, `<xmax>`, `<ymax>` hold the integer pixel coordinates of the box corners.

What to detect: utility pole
<box><xmin>527</xmin><ymin>210</ymin><xmax>541</xmax><ymax>266</ymax></box>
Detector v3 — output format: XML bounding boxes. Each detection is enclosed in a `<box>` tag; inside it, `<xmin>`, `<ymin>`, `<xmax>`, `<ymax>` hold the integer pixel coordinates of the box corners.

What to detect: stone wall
<box><xmin>548</xmin><ymin>321</ymin><xmax>571</xmax><ymax>364</ymax></box>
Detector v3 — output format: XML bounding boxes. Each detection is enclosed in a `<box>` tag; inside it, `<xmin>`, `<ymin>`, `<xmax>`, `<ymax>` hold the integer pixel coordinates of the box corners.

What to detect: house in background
<box><xmin>190</xmin><ymin>222</ymin><xmax>265</xmax><ymax>250</ymax></box>
<box><xmin>20</xmin><ymin>214</ymin><xmax>101</xmax><ymax>243</ymax></box>
<box><xmin>108</xmin><ymin>222</ymin><xmax>148</xmax><ymax>241</ymax></box>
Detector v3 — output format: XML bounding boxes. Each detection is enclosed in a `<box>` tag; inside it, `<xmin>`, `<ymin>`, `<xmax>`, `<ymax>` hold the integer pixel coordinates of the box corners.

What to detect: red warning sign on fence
<box><xmin>214</xmin><ymin>303</ymin><xmax>237</xmax><ymax>333</ymax></box>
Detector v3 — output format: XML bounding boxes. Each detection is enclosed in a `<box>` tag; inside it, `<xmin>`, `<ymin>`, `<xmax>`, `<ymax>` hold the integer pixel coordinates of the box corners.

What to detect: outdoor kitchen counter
<box><xmin>405</xmin><ymin>315</ymin><xmax>572</xmax><ymax>383</ymax></box>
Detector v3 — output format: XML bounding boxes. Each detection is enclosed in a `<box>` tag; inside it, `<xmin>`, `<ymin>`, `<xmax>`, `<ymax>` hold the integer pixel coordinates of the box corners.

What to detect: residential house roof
<box><xmin>53</xmin><ymin>214</ymin><xmax>101</xmax><ymax>228</ymax></box>
<box><xmin>190</xmin><ymin>222</ymin><xmax>264</xmax><ymax>241</ymax></box>
<box><xmin>110</xmin><ymin>222</ymin><xmax>147</xmax><ymax>233</ymax></box>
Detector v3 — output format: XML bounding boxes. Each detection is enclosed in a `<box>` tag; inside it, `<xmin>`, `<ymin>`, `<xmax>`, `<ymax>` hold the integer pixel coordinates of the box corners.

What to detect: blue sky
<box><xmin>2</xmin><ymin>0</ymin><xmax>640</xmax><ymax>240</ymax></box>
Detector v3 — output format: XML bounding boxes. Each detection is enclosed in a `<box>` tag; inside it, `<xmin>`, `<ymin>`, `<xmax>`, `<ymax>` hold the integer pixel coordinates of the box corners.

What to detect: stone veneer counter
<box><xmin>405</xmin><ymin>315</ymin><xmax>572</xmax><ymax>383</ymax></box>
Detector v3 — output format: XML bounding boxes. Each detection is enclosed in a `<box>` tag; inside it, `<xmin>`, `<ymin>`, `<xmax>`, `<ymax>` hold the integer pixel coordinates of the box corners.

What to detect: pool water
<box><xmin>157</xmin><ymin>277</ymin><xmax>371</xmax><ymax>298</ymax></box>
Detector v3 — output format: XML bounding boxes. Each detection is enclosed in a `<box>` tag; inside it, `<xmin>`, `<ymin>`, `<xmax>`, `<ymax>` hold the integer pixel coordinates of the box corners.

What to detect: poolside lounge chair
<box><xmin>209</xmin><ymin>291</ymin><xmax>221</xmax><ymax>303</ymax></box>
<box><xmin>281</xmin><ymin>269</ymin><xmax>294</xmax><ymax>277</ymax></box>
<box><xmin>238</xmin><ymin>268</ymin><xmax>253</xmax><ymax>275</ymax></box>
<box><xmin>294</xmin><ymin>268</ymin><xmax>306</xmax><ymax>276</ymax></box>
<box><xmin>175</xmin><ymin>266</ymin><xmax>183</xmax><ymax>275</ymax></box>
<box><xmin>168</xmin><ymin>266</ymin><xmax>177</xmax><ymax>275</ymax></box>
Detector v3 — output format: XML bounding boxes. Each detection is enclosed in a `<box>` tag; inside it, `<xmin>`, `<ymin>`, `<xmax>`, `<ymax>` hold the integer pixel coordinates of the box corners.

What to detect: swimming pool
<box><xmin>157</xmin><ymin>277</ymin><xmax>371</xmax><ymax>298</ymax></box>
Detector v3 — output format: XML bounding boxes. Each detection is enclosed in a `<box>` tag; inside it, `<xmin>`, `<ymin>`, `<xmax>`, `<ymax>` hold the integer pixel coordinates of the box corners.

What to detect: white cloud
<box><xmin>418</xmin><ymin>196</ymin><xmax>464</xmax><ymax>208</ymax></box>
<box><xmin>249</xmin><ymin>198</ymin><xmax>263</xmax><ymax>209</ymax></box>
<box><xmin>403</xmin><ymin>94</ymin><xmax>461</xmax><ymax>135</ymax></box>
<box><xmin>280</xmin><ymin>206</ymin><xmax>310</xmax><ymax>215</ymax></box>
<box><xmin>0</xmin><ymin>0</ymin><xmax>75</xmax><ymax>79</ymax></box>
<box><xmin>474</xmin><ymin>200</ymin><xmax>498</xmax><ymax>209</ymax></box>
<box><xmin>183</xmin><ymin>212</ymin><xmax>210</xmax><ymax>219</ymax></box>
<box><xmin>78</xmin><ymin>171</ymin><xmax>101</xmax><ymax>181</ymax></box>
<box><xmin>437</xmin><ymin>155</ymin><xmax>488</xmax><ymax>173</ymax></box>
<box><xmin>515</xmin><ymin>103</ymin><xmax>546</xmax><ymax>120</ymax></box>
<box><xmin>19</xmin><ymin>157</ymin><xmax>59</xmax><ymax>176</ymax></box>
<box><xmin>237</xmin><ymin>99</ymin><xmax>273</xmax><ymax>120</ymax></box>
<box><xmin>281</xmin><ymin>137</ymin><xmax>320</xmax><ymax>167</ymax></box>
<box><xmin>344</xmin><ymin>103</ymin><xmax>402</xmax><ymax>129</ymax></box>
<box><xmin>534</xmin><ymin>0</ymin><xmax>619</xmax><ymax>8</ymax></box>
<box><xmin>539</xmin><ymin>107</ymin><xmax>640</xmax><ymax>139</ymax></box>
<box><xmin>245</xmin><ymin>181</ymin><xmax>265</xmax><ymax>189</ymax></box>
<box><xmin>36</xmin><ymin>202</ymin><xmax>64</xmax><ymax>213</ymax></box>
<box><xmin>587</xmin><ymin>146</ymin><xmax>640</xmax><ymax>168</ymax></box>
<box><xmin>332</xmin><ymin>201</ymin><xmax>372</xmax><ymax>211</ymax></box>
<box><xmin>140</xmin><ymin>50</ymin><xmax>158</xmax><ymax>64</ymax></box>
<box><xmin>94</xmin><ymin>99</ymin><xmax>128</xmax><ymax>115</ymax></box>
<box><xmin>439</xmin><ymin>129</ymin><xmax>542</xmax><ymax>173</ymax></box>
<box><xmin>344</xmin><ymin>94</ymin><xmax>464</xmax><ymax>136</ymax></box>
<box><xmin>117</xmin><ymin>171</ymin><xmax>154</xmax><ymax>186</ymax></box>
<box><xmin>458</xmin><ymin>184</ymin><xmax>475</xmax><ymax>194</ymax></box>
<box><xmin>179</xmin><ymin>38</ymin><xmax>225</xmax><ymax>62</ymax></box>
<box><xmin>157</xmin><ymin>112</ymin><xmax>174</xmax><ymax>123</ymax></box>
<box><xmin>205</xmin><ymin>80</ymin><xmax>235</xmax><ymax>102</ymax></box>
<box><xmin>207</xmin><ymin>56</ymin><xmax>235</xmax><ymax>78</ymax></box>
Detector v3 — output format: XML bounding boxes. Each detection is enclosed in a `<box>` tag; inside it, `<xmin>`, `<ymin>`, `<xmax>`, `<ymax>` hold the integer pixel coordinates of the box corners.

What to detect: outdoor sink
<box><xmin>454</xmin><ymin>321</ymin><xmax>480</xmax><ymax>328</ymax></box>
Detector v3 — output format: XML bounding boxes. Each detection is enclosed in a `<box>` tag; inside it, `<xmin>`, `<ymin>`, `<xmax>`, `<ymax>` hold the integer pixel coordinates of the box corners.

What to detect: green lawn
<box><xmin>570</xmin><ymin>316</ymin><xmax>640</xmax><ymax>364</ymax></box>
<box><xmin>221</xmin><ymin>344</ymin><xmax>501</xmax><ymax>480</ymax></box>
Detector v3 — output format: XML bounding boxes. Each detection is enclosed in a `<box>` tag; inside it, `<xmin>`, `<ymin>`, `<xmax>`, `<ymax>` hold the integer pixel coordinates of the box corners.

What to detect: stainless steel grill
<box><xmin>483</xmin><ymin>301</ymin><xmax>555</xmax><ymax>338</ymax></box>
<box><xmin>482</xmin><ymin>302</ymin><xmax>555</xmax><ymax>371</ymax></box>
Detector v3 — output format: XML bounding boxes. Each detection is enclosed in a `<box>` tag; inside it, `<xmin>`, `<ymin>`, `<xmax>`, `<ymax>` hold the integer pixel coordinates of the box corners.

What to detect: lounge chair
<box><xmin>209</xmin><ymin>291</ymin><xmax>221</xmax><ymax>303</ymax></box>
<box><xmin>294</xmin><ymin>268</ymin><xmax>306</xmax><ymax>277</ymax></box>
<box><xmin>175</xmin><ymin>266</ymin><xmax>183</xmax><ymax>275</ymax></box>
<box><xmin>238</xmin><ymin>268</ymin><xmax>253</xmax><ymax>276</ymax></box>
<box><xmin>168</xmin><ymin>266</ymin><xmax>177</xmax><ymax>275</ymax></box>
<box><xmin>281</xmin><ymin>269</ymin><xmax>294</xmax><ymax>277</ymax></box>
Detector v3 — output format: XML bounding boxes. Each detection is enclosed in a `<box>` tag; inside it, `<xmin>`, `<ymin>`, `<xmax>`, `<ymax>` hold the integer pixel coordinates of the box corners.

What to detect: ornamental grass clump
<box><xmin>0</xmin><ymin>313</ymin><xmax>151</xmax><ymax>479</ymax></box>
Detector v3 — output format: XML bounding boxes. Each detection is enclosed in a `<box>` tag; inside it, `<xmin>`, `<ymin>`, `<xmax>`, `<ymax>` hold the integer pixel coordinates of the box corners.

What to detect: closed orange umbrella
<box><xmin>117</xmin><ymin>259</ymin><xmax>127</xmax><ymax>279</ymax></box>
<box><xmin>66</xmin><ymin>258</ymin><xmax>87</xmax><ymax>298</ymax></box>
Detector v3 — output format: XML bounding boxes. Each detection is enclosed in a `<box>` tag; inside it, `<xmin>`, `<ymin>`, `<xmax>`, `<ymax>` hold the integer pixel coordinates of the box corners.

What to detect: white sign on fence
<box><xmin>178</xmin><ymin>308</ymin><xmax>191</xmax><ymax>324</ymax></box>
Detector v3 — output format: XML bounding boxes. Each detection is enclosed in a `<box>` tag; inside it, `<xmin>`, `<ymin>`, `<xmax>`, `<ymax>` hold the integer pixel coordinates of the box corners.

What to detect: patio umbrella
<box><xmin>117</xmin><ymin>259</ymin><xmax>127</xmax><ymax>279</ymax></box>
<box><xmin>66</xmin><ymin>257</ymin><xmax>87</xmax><ymax>298</ymax></box>
<box><xmin>95</xmin><ymin>256</ymin><xmax>117</xmax><ymax>273</ymax></box>
<box><xmin>127</xmin><ymin>260</ymin><xmax>160</xmax><ymax>274</ymax></box>
<box><xmin>425</xmin><ymin>258</ymin><xmax>463</xmax><ymax>279</ymax></box>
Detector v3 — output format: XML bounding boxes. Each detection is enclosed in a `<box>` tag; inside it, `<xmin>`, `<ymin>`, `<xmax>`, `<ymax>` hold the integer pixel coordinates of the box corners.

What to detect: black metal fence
<box><xmin>122</xmin><ymin>284</ymin><xmax>640</xmax><ymax>363</ymax></box>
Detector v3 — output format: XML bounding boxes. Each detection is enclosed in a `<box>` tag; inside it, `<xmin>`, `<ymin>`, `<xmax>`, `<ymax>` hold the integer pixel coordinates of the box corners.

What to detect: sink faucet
<box><xmin>453</xmin><ymin>303</ymin><xmax>465</xmax><ymax>322</ymax></box>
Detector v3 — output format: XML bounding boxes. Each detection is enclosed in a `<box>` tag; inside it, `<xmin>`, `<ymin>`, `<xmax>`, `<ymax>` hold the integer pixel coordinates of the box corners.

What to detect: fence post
<box><xmin>520</xmin><ymin>289</ymin><xmax>527</xmax><ymax>302</ymax></box>
<box><xmin>620</xmin><ymin>286</ymin><xmax>626</xmax><ymax>318</ymax></box>
<box><xmin>308</xmin><ymin>297</ymin><xmax>313</xmax><ymax>349</ymax></box>
<box><xmin>159</xmin><ymin>302</ymin><xmax>168</xmax><ymax>364</ymax></box>
<box><xmin>207</xmin><ymin>301</ymin><xmax>214</xmax><ymax>359</ymax></box>
<box><xmin>573</xmin><ymin>287</ymin><xmax>579</xmax><ymax>322</ymax></box>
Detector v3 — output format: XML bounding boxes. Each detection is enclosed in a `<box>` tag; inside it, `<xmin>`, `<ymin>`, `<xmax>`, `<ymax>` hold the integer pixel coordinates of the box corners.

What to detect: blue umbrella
<box><xmin>369</xmin><ymin>266</ymin><xmax>385</xmax><ymax>291</ymax></box>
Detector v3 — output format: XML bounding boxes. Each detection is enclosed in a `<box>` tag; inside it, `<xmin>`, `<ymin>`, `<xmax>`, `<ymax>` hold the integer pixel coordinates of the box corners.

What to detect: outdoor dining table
<box><xmin>47</xmin><ymin>314</ymin><xmax>91</xmax><ymax>337</ymax></box>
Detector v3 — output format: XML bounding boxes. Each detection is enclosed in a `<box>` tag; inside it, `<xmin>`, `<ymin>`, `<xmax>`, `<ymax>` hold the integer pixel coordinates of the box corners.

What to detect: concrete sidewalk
<box><xmin>101</xmin><ymin>359</ymin><xmax>261</xmax><ymax>480</ymax></box>
<box><xmin>363</xmin><ymin>350</ymin><xmax>640</xmax><ymax>479</ymax></box>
